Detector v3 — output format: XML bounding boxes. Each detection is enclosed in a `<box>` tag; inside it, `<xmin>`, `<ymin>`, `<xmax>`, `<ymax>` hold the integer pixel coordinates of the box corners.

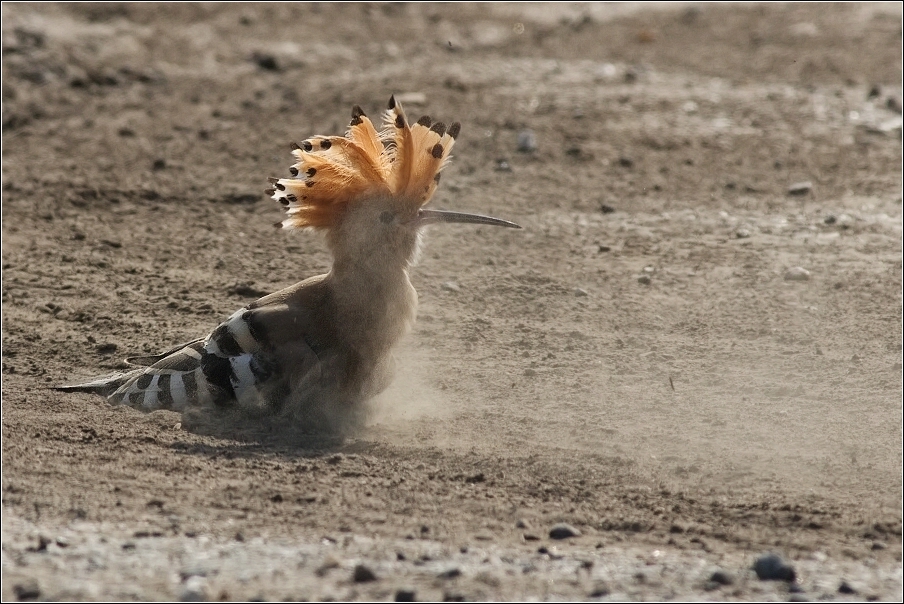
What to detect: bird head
<box><xmin>268</xmin><ymin>96</ymin><xmax>519</xmax><ymax>266</ymax></box>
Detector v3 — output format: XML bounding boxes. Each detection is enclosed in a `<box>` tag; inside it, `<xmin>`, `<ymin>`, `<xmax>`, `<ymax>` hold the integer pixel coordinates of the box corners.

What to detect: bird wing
<box><xmin>108</xmin><ymin>275</ymin><xmax>340</xmax><ymax>414</ymax></box>
<box><xmin>125</xmin><ymin>338</ymin><xmax>205</xmax><ymax>367</ymax></box>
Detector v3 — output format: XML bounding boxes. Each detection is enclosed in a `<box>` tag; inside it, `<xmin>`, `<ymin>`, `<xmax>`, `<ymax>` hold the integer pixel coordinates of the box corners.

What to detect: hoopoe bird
<box><xmin>59</xmin><ymin>96</ymin><xmax>520</xmax><ymax>432</ymax></box>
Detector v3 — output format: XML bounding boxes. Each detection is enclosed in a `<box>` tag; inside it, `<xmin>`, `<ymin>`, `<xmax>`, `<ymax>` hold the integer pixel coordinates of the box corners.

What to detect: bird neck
<box><xmin>327</xmin><ymin>250</ymin><xmax>418</xmax><ymax>351</ymax></box>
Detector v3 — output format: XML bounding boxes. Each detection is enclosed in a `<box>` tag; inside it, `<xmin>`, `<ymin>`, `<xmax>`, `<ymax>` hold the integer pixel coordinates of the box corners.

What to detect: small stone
<box><xmin>180</xmin><ymin>576</ymin><xmax>208</xmax><ymax>602</ymax></box>
<box><xmin>517</xmin><ymin>130</ymin><xmax>537</xmax><ymax>153</ymax></box>
<box><xmin>735</xmin><ymin>228</ymin><xmax>751</xmax><ymax>239</ymax></box>
<box><xmin>574</xmin><ymin>288</ymin><xmax>589</xmax><ymax>297</ymax></box>
<box><xmin>315</xmin><ymin>555</ymin><xmax>340</xmax><ymax>577</ymax></box>
<box><xmin>152</xmin><ymin>158</ymin><xmax>167</xmax><ymax>171</ymax></box>
<box><xmin>871</xmin><ymin>542</ymin><xmax>887</xmax><ymax>550</ymax></box>
<box><xmin>495</xmin><ymin>159</ymin><xmax>512</xmax><ymax>172</ymax></box>
<box><xmin>441</xmin><ymin>281</ymin><xmax>460</xmax><ymax>292</ymax></box>
<box><xmin>96</xmin><ymin>342</ymin><xmax>118</xmax><ymax>354</ymax></box>
<box><xmin>709</xmin><ymin>570</ymin><xmax>734</xmax><ymax>585</ymax></box>
<box><xmin>838</xmin><ymin>581</ymin><xmax>857</xmax><ymax>594</ymax></box>
<box><xmin>637</xmin><ymin>274</ymin><xmax>651</xmax><ymax>285</ymax></box>
<box><xmin>549</xmin><ymin>523</ymin><xmax>581</xmax><ymax>539</ymax></box>
<box><xmin>824</xmin><ymin>214</ymin><xmax>837</xmax><ymax>224</ymax></box>
<box><xmin>252</xmin><ymin>52</ymin><xmax>279</xmax><ymax>71</ymax></box>
<box><xmin>515</xmin><ymin>519</ymin><xmax>530</xmax><ymax>529</ymax></box>
<box><xmin>787</xmin><ymin>181</ymin><xmax>812</xmax><ymax>196</ymax></box>
<box><xmin>887</xmin><ymin>95</ymin><xmax>903</xmax><ymax>115</ymax></box>
<box><xmin>352</xmin><ymin>564</ymin><xmax>378</xmax><ymax>583</ymax></box>
<box><xmin>784</xmin><ymin>267</ymin><xmax>811</xmax><ymax>282</ymax></box>
<box><xmin>599</xmin><ymin>203</ymin><xmax>615</xmax><ymax>214</ymax></box>
<box><xmin>618</xmin><ymin>156</ymin><xmax>634</xmax><ymax>168</ymax></box>
<box><xmin>438</xmin><ymin>567</ymin><xmax>462</xmax><ymax>579</ymax></box>
<box><xmin>55</xmin><ymin>536</ymin><xmax>70</xmax><ymax>548</ymax></box>
<box><xmin>753</xmin><ymin>553</ymin><xmax>796</xmax><ymax>581</ymax></box>
<box><xmin>523</xmin><ymin>368</ymin><xmax>536</xmax><ymax>377</ymax></box>
<box><xmin>13</xmin><ymin>579</ymin><xmax>40</xmax><ymax>601</ymax></box>
<box><xmin>395</xmin><ymin>589</ymin><xmax>416</xmax><ymax>602</ymax></box>
<box><xmin>588</xmin><ymin>581</ymin><xmax>611</xmax><ymax>597</ymax></box>
<box><xmin>523</xmin><ymin>533</ymin><xmax>540</xmax><ymax>541</ymax></box>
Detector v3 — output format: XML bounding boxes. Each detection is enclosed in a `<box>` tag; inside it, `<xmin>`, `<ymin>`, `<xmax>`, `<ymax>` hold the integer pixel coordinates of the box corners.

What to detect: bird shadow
<box><xmin>166</xmin><ymin>403</ymin><xmax>378</xmax><ymax>460</ymax></box>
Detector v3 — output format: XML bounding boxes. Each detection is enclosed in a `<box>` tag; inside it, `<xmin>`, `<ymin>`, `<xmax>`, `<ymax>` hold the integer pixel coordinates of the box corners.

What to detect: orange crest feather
<box><xmin>269</xmin><ymin>96</ymin><xmax>459</xmax><ymax>230</ymax></box>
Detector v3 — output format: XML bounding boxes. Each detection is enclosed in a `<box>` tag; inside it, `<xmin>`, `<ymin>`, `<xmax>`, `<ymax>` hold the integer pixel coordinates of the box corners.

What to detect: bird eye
<box><xmin>379</xmin><ymin>211</ymin><xmax>394</xmax><ymax>224</ymax></box>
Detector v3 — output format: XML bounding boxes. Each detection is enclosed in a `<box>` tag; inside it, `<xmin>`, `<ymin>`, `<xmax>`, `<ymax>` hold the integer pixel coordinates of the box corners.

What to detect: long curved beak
<box><xmin>417</xmin><ymin>209</ymin><xmax>521</xmax><ymax>229</ymax></box>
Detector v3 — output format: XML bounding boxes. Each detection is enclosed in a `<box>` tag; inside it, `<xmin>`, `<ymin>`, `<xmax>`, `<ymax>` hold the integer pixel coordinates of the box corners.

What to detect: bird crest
<box><xmin>268</xmin><ymin>96</ymin><xmax>460</xmax><ymax>229</ymax></box>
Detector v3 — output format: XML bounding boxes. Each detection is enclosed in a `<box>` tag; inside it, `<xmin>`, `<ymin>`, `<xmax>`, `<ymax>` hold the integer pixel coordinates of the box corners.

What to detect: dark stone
<box><xmin>352</xmin><ymin>564</ymin><xmax>378</xmax><ymax>583</ymax></box>
<box><xmin>253</xmin><ymin>53</ymin><xmax>279</xmax><ymax>71</ymax></box>
<box><xmin>709</xmin><ymin>570</ymin><xmax>734</xmax><ymax>585</ymax></box>
<box><xmin>839</xmin><ymin>581</ymin><xmax>857</xmax><ymax>594</ymax></box>
<box><xmin>549</xmin><ymin>523</ymin><xmax>581</xmax><ymax>539</ymax></box>
<box><xmin>437</xmin><ymin>568</ymin><xmax>461</xmax><ymax>579</ymax></box>
<box><xmin>13</xmin><ymin>579</ymin><xmax>40</xmax><ymax>601</ymax></box>
<box><xmin>395</xmin><ymin>589</ymin><xmax>416</xmax><ymax>602</ymax></box>
<box><xmin>753</xmin><ymin>553</ymin><xmax>796</xmax><ymax>581</ymax></box>
<box><xmin>588</xmin><ymin>582</ymin><xmax>610</xmax><ymax>597</ymax></box>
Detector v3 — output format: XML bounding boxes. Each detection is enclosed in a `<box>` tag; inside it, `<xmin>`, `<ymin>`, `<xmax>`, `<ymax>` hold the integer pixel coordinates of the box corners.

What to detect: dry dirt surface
<box><xmin>2</xmin><ymin>2</ymin><xmax>902</xmax><ymax>602</ymax></box>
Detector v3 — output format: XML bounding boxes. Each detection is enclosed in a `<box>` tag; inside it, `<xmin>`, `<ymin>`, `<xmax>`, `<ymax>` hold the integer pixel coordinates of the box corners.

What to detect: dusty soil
<box><xmin>2</xmin><ymin>2</ymin><xmax>902</xmax><ymax>601</ymax></box>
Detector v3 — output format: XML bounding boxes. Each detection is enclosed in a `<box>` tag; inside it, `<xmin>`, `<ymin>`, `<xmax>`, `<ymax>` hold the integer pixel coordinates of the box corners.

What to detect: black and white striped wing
<box><xmin>109</xmin><ymin>305</ymin><xmax>322</xmax><ymax>413</ymax></box>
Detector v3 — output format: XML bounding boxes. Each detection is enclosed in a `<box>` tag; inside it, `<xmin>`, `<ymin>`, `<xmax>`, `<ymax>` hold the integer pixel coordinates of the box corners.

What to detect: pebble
<box><xmin>549</xmin><ymin>523</ymin><xmax>581</xmax><ymax>539</ymax></box>
<box><xmin>753</xmin><ymin>553</ymin><xmax>796</xmax><ymax>581</ymax></box>
<box><xmin>179</xmin><ymin>576</ymin><xmax>208</xmax><ymax>602</ymax></box>
<box><xmin>838</xmin><ymin>580</ymin><xmax>857</xmax><ymax>594</ymax></box>
<box><xmin>735</xmin><ymin>228</ymin><xmax>751</xmax><ymax>239</ymax></box>
<box><xmin>395</xmin><ymin>589</ymin><xmax>417</xmax><ymax>602</ymax></box>
<box><xmin>787</xmin><ymin>181</ymin><xmax>812</xmax><ymax>196</ymax></box>
<box><xmin>784</xmin><ymin>267</ymin><xmax>811</xmax><ymax>282</ymax></box>
<box><xmin>352</xmin><ymin>563</ymin><xmax>378</xmax><ymax>583</ymax></box>
<box><xmin>574</xmin><ymin>287</ymin><xmax>589</xmax><ymax>297</ymax></box>
<box><xmin>438</xmin><ymin>567</ymin><xmax>462</xmax><ymax>579</ymax></box>
<box><xmin>252</xmin><ymin>52</ymin><xmax>279</xmax><ymax>71</ymax></box>
<box><xmin>637</xmin><ymin>274</ymin><xmax>651</xmax><ymax>285</ymax></box>
<box><xmin>441</xmin><ymin>281</ymin><xmax>460</xmax><ymax>292</ymax></box>
<box><xmin>13</xmin><ymin>579</ymin><xmax>41</xmax><ymax>600</ymax></box>
<box><xmin>709</xmin><ymin>570</ymin><xmax>734</xmax><ymax>585</ymax></box>
<box><xmin>588</xmin><ymin>581</ymin><xmax>611</xmax><ymax>597</ymax></box>
<box><xmin>517</xmin><ymin>130</ymin><xmax>537</xmax><ymax>153</ymax></box>
<box><xmin>495</xmin><ymin>159</ymin><xmax>512</xmax><ymax>172</ymax></box>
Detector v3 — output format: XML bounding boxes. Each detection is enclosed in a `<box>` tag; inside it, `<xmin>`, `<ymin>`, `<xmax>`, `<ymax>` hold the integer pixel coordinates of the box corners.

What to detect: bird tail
<box><xmin>54</xmin><ymin>370</ymin><xmax>141</xmax><ymax>396</ymax></box>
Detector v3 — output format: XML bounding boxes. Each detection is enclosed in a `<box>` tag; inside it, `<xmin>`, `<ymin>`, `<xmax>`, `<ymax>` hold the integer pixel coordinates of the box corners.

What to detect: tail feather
<box><xmin>54</xmin><ymin>371</ymin><xmax>139</xmax><ymax>396</ymax></box>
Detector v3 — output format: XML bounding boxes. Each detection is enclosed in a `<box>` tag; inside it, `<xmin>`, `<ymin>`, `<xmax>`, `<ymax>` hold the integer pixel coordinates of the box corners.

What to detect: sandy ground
<box><xmin>2</xmin><ymin>2</ymin><xmax>902</xmax><ymax>601</ymax></box>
